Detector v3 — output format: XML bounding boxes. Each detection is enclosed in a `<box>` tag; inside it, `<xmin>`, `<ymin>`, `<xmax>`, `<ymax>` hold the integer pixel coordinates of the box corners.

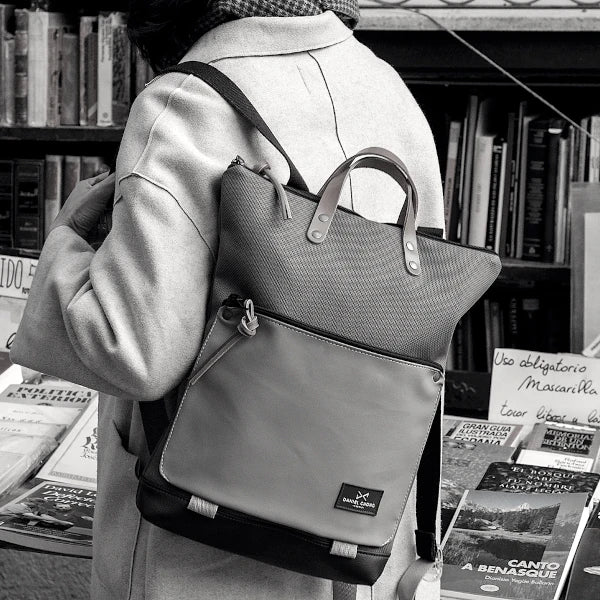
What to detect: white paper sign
<box><xmin>489</xmin><ymin>348</ymin><xmax>600</xmax><ymax>427</ymax></box>
<box><xmin>0</xmin><ymin>255</ymin><xmax>37</xmax><ymax>300</ymax></box>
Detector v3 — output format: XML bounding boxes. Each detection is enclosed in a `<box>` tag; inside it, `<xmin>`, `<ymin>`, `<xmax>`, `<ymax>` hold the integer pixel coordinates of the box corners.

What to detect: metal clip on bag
<box><xmin>136</xmin><ymin>62</ymin><xmax>502</xmax><ymax>599</ymax></box>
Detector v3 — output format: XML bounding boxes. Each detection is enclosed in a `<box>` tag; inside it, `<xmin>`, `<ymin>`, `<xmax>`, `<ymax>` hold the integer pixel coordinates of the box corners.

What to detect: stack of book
<box><xmin>440</xmin><ymin>415</ymin><xmax>600</xmax><ymax>600</ymax></box>
<box><xmin>443</xmin><ymin>97</ymin><xmax>600</xmax><ymax>265</ymax></box>
<box><xmin>0</xmin><ymin>4</ymin><xmax>153</xmax><ymax>128</ymax></box>
<box><xmin>0</xmin><ymin>374</ymin><xmax>98</xmax><ymax>557</ymax></box>
<box><xmin>0</xmin><ymin>154</ymin><xmax>107</xmax><ymax>252</ymax></box>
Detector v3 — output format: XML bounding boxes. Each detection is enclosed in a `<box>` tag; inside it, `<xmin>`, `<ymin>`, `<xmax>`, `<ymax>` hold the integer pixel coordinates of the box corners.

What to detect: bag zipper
<box><xmin>227</xmin><ymin>157</ymin><xmax>499</xmax><ymax>258</ymax></box>
<box><xmin>222</xmin><ymin>295</ymin><xmax>443</xmax><ymax>373</ymax></box>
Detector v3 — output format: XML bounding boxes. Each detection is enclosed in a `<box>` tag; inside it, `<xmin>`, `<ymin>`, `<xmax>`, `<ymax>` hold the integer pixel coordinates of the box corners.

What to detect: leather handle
<box><xmin>307</xmin><ymin>148</ymin><xmax>421</xmax><ymax>276</ymax></box>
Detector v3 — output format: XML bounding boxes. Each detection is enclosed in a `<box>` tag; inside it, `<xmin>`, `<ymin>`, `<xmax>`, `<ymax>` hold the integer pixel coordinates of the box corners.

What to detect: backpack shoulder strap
<box><xmin>159</xmin><ymin>61</ymin><xmax>309</xmax><ymax>192</ymax></box>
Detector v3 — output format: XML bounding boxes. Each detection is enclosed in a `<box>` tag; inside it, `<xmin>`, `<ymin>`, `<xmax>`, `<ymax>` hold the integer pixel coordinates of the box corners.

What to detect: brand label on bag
<box><xmin>334</xmin><ymin>483</ymin><xmax>383</xmax><ymax>517</ymax></box>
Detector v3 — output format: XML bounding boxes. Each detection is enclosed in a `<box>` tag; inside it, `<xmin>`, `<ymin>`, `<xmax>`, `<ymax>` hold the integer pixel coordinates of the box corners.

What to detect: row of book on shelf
<box><xmin>0</xmin><ymin>5</ymin><xmax>153</xmax><ymax>128</ymax></box>
<box><xmin>0</xmin><ymin>354</ymin><xmax>97</xmax><ymax>557</ymax></box>
<box><xmin>0</xmin><ymin>155</ymin><xmax>108</xmax><ymax>252</ymax></box>
<box><xmin>443</xmin><ymin>96</ymin><xmax>600</xmax><ymax>265</ymax></box>
<box><xmin>440</xmin><ymin>416</ymin><xmax>600</xmax><ymax>600</ymax></box>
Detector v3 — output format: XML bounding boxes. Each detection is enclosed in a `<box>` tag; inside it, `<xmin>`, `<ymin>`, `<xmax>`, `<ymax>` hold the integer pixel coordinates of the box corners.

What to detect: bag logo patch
<box><xmin>335</xmin><ymin>483</ymin><xmax>383</xmax><ymax>517</ymax></box>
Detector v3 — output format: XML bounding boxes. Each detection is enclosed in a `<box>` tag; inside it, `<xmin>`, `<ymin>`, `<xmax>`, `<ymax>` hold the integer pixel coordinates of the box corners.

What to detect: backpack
<box><xmin>135</xmin><ymin>62</ymin><xmax>501</xmax><ymax>599</ymax></box>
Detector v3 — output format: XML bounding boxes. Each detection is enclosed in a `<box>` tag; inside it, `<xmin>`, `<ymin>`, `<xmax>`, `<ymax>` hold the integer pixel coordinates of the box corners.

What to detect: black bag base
<box><xmin>136</xmin><ymin>432</ymin><xmax>391</xmax><ymax>586</ymax></box>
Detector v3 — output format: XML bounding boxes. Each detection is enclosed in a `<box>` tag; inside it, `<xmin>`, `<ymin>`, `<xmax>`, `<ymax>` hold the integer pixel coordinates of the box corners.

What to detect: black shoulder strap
<box><xmin>160</xmin><ymin>61</ymin><xmax>309</xmax><ymax>192</ymax></box>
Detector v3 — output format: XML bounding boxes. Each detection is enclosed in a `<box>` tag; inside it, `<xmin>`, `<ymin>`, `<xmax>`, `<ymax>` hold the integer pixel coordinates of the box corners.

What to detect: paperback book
<box><xmin>0</xmin><ymin>401</ymin><xmax>80</xmax><ymax>427</ymax></box>
<box><xmin>447</xmin><ymin>419</ymin><xmax>524</xmax><ymax>447</ymax></box>
<box><xmin>0</xmin><ymin>480</ymin><xmax>94</xmax><ymax>557</ymax></box>
<box><xmin>565</xmin><ymin>502</ymin><xmax>600</xmax><ymax>600</ymax></box>
<box><xmin>442</xmin><ymin>438</ymin><xmax>516</xmax><ymax>537</ymax></box>
<box><xmin>517</xmin><ymin>422</ymin><xmax>600</xmax><ymax>473</ymax></box>
<box><xmin>0</xmin><ymin>383</ymin><xmax>96</xmax><ymax>409</ymax></box>
<box><xmin>477</xmin><ymin>462</ymin><xmax>600</xmax><ymax>505</ymax></box>
<box><xmin>37</xmin><ymin>398</ymin><xmax>97</xmax><ymax>489</ymax></box>
<box><xmin>441</xmin><ymin>490</ymin><xmax>589</xmax><ymax>600</ymax></box>
<box><xmin>0</xmin><ymin>432</ymin><xmax>56</xmax><ymax>496</ymax></box>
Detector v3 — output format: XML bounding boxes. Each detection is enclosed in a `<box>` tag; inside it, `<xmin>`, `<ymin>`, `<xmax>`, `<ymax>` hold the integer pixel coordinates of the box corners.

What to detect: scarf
<box><xmin>198</xmin><ymin>0</ymin><xmax>360</xmax><ymax>37</ymax></box>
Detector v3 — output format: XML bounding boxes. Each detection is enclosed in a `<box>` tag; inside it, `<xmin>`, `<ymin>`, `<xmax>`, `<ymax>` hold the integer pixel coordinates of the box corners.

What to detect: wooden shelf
<box><xmin>498</xmin><ymin>259</ymin><xmax>570</xmax><ymax>284</ymax></box>
<box><xmin>0</xmin><ymin>127</ymin><xmax>124</xmax><ymax>143</ymax></box>
<box><xmin>358</xmin><ymin>7</ymin><xmax>600</xmax><ymax>32</ymax></box>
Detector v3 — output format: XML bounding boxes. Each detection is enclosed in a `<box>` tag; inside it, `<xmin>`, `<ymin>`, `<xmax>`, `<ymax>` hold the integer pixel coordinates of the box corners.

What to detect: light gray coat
<box><xmin>11</xmin><ymin>12</ymin><xmax>444</xmax><ymax>600</ymax></box>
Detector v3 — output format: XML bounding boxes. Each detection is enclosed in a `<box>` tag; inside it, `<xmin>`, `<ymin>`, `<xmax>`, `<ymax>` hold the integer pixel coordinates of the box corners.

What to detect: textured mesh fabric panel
<box><xmin>211</xmin><ymin>166</ymin><xmax>502</xmax><ymax>367</ymax></box>
<box><xmin>332</xmin><ymin>582</ymin><xmax>357</xmax><ymax>600</ymax></box>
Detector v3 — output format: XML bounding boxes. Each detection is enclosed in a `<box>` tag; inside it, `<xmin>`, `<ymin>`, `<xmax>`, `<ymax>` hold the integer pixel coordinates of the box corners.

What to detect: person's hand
<box><xmin>50</xmin><ymin>170</ymin><xmax>116</xmax><ymax>238</ymax></box>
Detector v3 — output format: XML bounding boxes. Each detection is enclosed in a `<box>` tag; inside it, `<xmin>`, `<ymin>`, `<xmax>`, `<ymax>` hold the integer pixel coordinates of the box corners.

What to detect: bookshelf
<box><xmin>0</xmin><ymin>126</ymin><xmax>124</xmax><ymax>142</ymax></box>
<box><xmin>356</xmin><ymin>7</ymin><xmax>599</xmax><ymax>364</ymax></box>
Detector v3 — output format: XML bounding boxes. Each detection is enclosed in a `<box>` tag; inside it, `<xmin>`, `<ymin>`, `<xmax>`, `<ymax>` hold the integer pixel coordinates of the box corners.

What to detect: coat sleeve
<box><xmin>10</xmin><ymin>173</ymin><xmax>214</xmax><ymax>401</ymax></box>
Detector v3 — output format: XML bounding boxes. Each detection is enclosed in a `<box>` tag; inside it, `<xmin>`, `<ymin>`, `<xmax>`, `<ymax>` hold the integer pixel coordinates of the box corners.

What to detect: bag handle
<box><xmin>307</xmin><ymin>147</ymin><xmax>421</xmax><ymax>276</ymax></box>
<box><xmin>159</xmin><ymin>61</ymin><xmax>309</xmax><ymax>192</ymax></box>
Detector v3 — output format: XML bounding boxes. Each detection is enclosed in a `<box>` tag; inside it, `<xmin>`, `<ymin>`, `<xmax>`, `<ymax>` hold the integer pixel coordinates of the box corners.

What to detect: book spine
<box><xmin>14</xmin><ymin>9</ymin><xmax>28</xmax><ymax>126</ymax></box>
<box><xmin>467</xmin><ymin>135</ymin><xmax>494</xmax><ymax>247</ymax></box>
<box><xmin>111</xmin><ymin>18</ymin><xmax>131</xmax><ymax>126</ymax></box>
<box><xmin>509</xmin><ymin>102</ymin><xmax>527</xmax><ymax>257</ymax></box>
<box><xmin>59</xmin><ymin>32</ymin><xmax>78</xmax><ymax>125</ymax></box>
<box><xmin>46</xmin><ymin>26</ymin><xmax>59</xmax><ymax>127</ymax></box>
<box><xmin>44</xmin><ymin>155</ymin><xmax>62</xmax><ymax>240</ymax></box>
<box><xmin>0</xmin><ymin>160</ymin><xmax>13</xmax><ymax>247</ymax></box>
<box><xmin>499</xmin><ymin>113</ymin><xmax>517</xmax><ymax>257</ymax></box>
<box><xmin>588</xmin><ymin>116</ymin><xmax>600</xmax><ymax>183</ymax></box>
<box><xmin>493</xmin><ymin>141</ymin><xmax>508</xmax><ymax>255</ymax></box>
<box><xmin>2</xmin><ymin>36</ymin><xmax>14</xmax><ymax>126</ymax></box>
<box><xmin>0</xmin><ymin>4</ymin><xmax>14</xmax><ymax>126</ymax></box>
<box><xmin>443</xmin><ymin>121</ymin><xmax>462</xmax><ymax>235</ymax></box>
<box><xmin>459</xmin><ymin>95</ymin><xmax>479</xmax><ymax>244</ymax></box>
<box><xmin>579</xmin><ymin>117</ymin><xmax>590</xmax><ymax>182</ymax></box>
<box><xmin>13</xmin><ymin>160</ymin><xmax>45</xmax><ymax>251</ymax></box>
<box><xmin>542</xmin><ymin>121</ymin><xmax>564</xmax><ymax>263</ymax></box>
<box><xmin>79</xmin><ymin>16</ymin><xmax>97</xmax><ymax>126</ymax></box>
<box><xmin>485</xmin><ymin>140</ymin><xmax>503</xmax><ymax>251</ymax></box>
<box><xmin>62</xmin><ymin>156</ymin><xmax>81</xmax><ymax>204</ymax></box>
<box><xmin>27</xmin><ymin>10</ymin><xmax>49</xmax><ymax>127</ymax></box>
<box><xmin>522</xmin><ymin>119</ymin><xmax>549</xmax><ymax>261</ymax></box>
<box><xmin>97</xmin><ymin>13</ymin><xmax>113</xmax><ymax>126</ymax></box>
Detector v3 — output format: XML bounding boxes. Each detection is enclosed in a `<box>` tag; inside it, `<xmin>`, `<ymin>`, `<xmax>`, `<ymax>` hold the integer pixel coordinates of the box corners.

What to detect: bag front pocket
<box><xmin>160</xmin><ymin>303</ymin><xmax>443</xmax><ymax>549</ymax></box>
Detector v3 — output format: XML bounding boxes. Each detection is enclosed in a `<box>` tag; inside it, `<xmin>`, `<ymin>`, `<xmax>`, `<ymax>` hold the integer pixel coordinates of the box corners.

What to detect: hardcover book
<box><xmin>37</xmin><ymin>398</ymin><xmax>98</xmax><ymax>489</ymax></box>
<box><xmin>13</xmin><ymin>8</ymin><xmax>27</xmax><ymax>125</ymax></box>
<box><xmin>0</xmin><ymin>4</ymin><xmax>14</xmax><ymax>126</ymax></box>
<box><xmin>79</xmin><ymin>15</ymin><xmax>97</xmax><ymax>126</ymax></box>
<box><xmin>565</xmin><ymin>502</ymin><xmax>600</xmax><ymax>600</ymax></box>
<box><xmin>0</xmin><ymin>160</ymin><xmax>13</xmax><ymax>247</ymax></box>
<box><xmin>441</xmin><ymin>438</ymin><xmax>516</xmax><ymax>537</ymax></box>
<box><xmin>477</xmin><ymin>462</ymin><xmax>600</xmax><ymax>505</ymax></box>
<box><xmin>59</xmin><ymin>31</ymin><xmax>78</xmax><ymax>125</ymax></box>
<box><xmin>0</xmin><ymin>480</ymin><xmax>94</xmax><ymax>557</ymax></box>
<box><xmin>448</xmin><ymin>420</ymin><xmax>523</xmax><ymax>447</ymax></box>
<box><xmin>13</xmin><ymin>159</ymin><xmax>44</xmax><ymax>250</ymax></box>
<box><xmin>517</xmin><ymin>422</ymin><xmax>600</xmax><ymax>473</ymax></box>
<box><xmin>441</xmin><ymin>490</ymin><xmax>589</xmax><ymax>600</ymax></box>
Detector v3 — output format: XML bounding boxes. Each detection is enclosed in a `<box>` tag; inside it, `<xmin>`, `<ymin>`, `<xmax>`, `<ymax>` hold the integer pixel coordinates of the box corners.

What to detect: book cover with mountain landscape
<box><xmin>441</xmin><ymin>490</ymin><xmax>589</xmax><ymax>600</ymax></box>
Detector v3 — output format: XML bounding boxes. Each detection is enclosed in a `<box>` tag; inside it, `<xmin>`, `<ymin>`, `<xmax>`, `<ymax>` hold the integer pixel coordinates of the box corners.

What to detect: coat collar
<box><xmin>183</xmin><ymin>11</ymin><xmax>354</xmax><ymax>64</ymax></box>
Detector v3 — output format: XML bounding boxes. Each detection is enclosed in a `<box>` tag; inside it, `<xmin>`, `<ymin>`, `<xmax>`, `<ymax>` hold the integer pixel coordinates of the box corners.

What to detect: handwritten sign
<box><xmin>489</xmin><ymin>348</ymin><xmax>600</xmax><ymax>427</ymax></box>
<box><xmin>0</xmin><ymin>255</ymin><xmax>37</xmax><ymax>300</ymax></box>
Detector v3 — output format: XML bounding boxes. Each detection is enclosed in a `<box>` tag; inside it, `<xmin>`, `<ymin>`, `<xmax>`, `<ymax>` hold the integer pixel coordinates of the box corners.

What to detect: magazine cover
<box><xmin>565</xmin><ymin>502</ymin><xmax>600</xmax><ymax>600</ymax></box>
<box><xmin>36</xmin><ymin>399</ymin><xmax>97</xmax><ymax>489</ymax></box>
<box><xmin>0</xmin><ymin>480</ymin><xmax>95</xmax><ymax>557</ymax></box>
<box><xmin>0</xmin><ymin>383</ymin><xmax>97</xmax><ymax>409</ymax></box>
<box><xmin>442</xmin><ymin>439</ymin><xmax>516</xmax><ymax>537</ymax></box>
<box><xmin>448</xmin><ymin>420</ymin><xmax>524</xmax><ymax>447</ymax></box>
<box><xmin>477</xmin><ymin>463</ymin><xmax>600</xmax><ymax>505</ymax></box>
<box><xmin>0</xmin><ymin>402</ymin><xmax>80</xmax><ymax>427</ymax></box>
<box><xmin>441</xmin><ymin>490</ymin><xmax>589</xmax><ymax>600</ymax></box>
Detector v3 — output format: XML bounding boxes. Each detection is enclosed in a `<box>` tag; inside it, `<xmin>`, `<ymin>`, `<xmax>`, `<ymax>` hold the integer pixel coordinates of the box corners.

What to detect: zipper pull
<box><xmin>257</xmin><ymin>163</ymin><xmax>292</xmax><ymax>220</ymax></box>
<box><xmin>229</xmin><ymin>155</ymin><xmax>246</xmax><ymax>167</ymax></box>
<box><xmin>237</xmin><ymin>299</ymin><xmax>259</xmax><ymax>337</ymax></box>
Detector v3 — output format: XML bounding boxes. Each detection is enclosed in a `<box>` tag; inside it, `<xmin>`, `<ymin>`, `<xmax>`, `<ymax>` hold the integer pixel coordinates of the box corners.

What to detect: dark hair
<box><xmin>128</xmin><ymin>0</ymin><xmax>210</xmax><ymax>73</ymax></box>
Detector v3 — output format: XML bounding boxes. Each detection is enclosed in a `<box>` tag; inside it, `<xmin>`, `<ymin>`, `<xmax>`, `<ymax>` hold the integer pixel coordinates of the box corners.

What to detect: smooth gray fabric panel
<box><xmin>161</xmin><ymin>308</ymin><xmax>442</xmax><ymax>548</ymax></box>
<box><xmin>211</xmin><ymin>165</ymin><xmax>501</xmax><ymax>368</ymax></box>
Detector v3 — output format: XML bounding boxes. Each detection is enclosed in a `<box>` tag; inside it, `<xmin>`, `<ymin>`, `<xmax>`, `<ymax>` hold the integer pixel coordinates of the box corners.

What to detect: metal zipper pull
<box><xmin>237</xmin><ymin>299</ymin><xmax>259</xmax><ymax>337</ymax></box>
